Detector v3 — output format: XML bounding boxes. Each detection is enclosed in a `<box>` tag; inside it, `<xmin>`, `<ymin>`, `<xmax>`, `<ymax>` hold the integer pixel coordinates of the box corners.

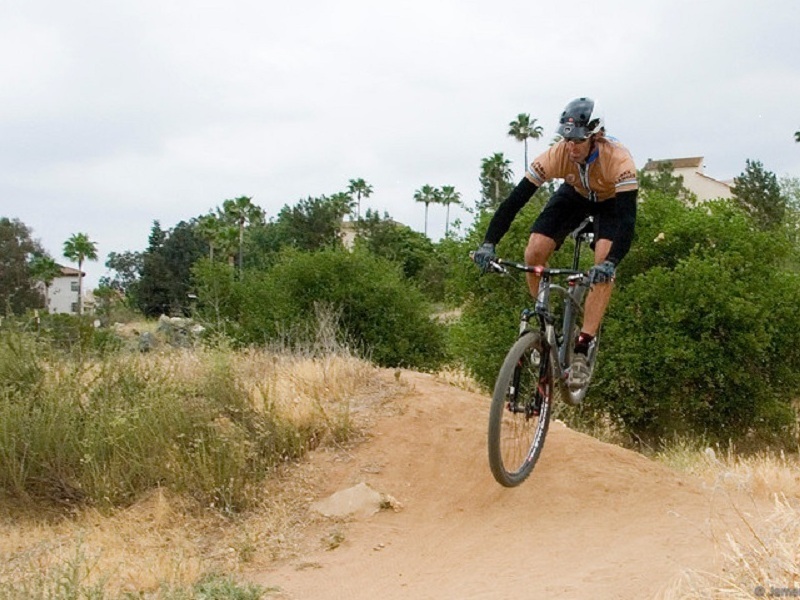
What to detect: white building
<box><xmin>45</xmin><ymin>265</ymin><xmax>83</xmax><ymax>315</ymax></box>
<box><xmin>642</xmin><ymin>156</ymin><xmax>734</xmax><ymax>202</ymax></box>
<box><xmin>340</xmin><ymin>220</ymin><xmax>358</xmax><ymax>250</ymax></box>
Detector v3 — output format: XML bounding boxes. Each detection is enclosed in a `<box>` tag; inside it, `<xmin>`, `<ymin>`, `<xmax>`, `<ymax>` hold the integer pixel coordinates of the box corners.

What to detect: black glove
<box><xmin>472</xmin><ymin>242</ymin><xmax>497</xmax><ymax>274</ymax></box>
<box><xmin>588</xmin><ymin>260</ymin><xmax>616</xmax><ymax>284</ymax></box>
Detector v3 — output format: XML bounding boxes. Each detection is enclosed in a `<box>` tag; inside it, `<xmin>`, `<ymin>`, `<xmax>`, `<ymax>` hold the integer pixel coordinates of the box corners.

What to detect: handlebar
<box><xmin>491</xmin><ymin>258</ymin><xmax>584</xmax><ymax>279</ymax></box>
<box><xmin>469</xmin><ymin>251</ymin><xmax>587</xmax><ymax>282</ymax></box>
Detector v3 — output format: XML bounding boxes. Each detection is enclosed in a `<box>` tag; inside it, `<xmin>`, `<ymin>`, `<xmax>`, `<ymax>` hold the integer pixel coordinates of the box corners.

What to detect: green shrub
<box><xmin>620</xmin><ymin>194</ymin><xmax>795</xmax><ymax>284</ymax></box>
<box><xmin>0</xmin><ymin>331</ymin><xmax>45</xmax><ymax>397</ymax></box>
<box><xmin>450</xmin><ymin>192</ymin><xmax>800</xmax><ymax>446</ymax></box>
<box><xmin>592</xmin><ymin>253</ymin><xmax>800</xmax><ymax>446</ymax></box>
<box><xmin>232</xmin><ymin>248</ymin><xmax>447</xmax><ymax>370</ymax></box>
<box><xmin>0</xmin><ymin>340</ymin><xmax>333</xmax><ymax>512</ymax></box>
<box><xmin>36</xmin><ymin>313</ymin><xmax>123</xmax><ymax>356</ymax></box>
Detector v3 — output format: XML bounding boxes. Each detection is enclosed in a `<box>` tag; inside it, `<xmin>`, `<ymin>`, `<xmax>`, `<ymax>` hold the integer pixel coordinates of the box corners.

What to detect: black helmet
<box><xmin>556</xmin><ymin>97</ymin><xmax>604</xmax><ymax>140</ymax></box>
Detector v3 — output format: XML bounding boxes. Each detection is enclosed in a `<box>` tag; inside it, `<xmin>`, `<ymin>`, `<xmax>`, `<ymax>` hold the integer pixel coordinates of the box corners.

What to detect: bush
<box><xmin>619</xmin><ymin>193</ymin><xmax>797</xmax><ymax>284</ymax></box>
<box><xmin>592</xmin><ymin>253</ymin><xmax>800</xmax><ymax>446</ymax></box>
<box><xmin>37</xmin><ymin>313</ymin><xmax>123</xmax><ymax>355</ymax></box>
<box><xmin>0</xmin><ymin>338</ymin><xmax>358</xmax><ymax>512</ymax></box>
<box><xmin>0</xmin><ymin>331</ymin><xmax>45</xmax><ymax>397</ymax></box>
<box><xmin>231</xmin><ymin>248</ymin><xmax>447</xmax><ymax>370</ymax></box>
<box><xmin>450</xmin><ymin>191</ymin><xmax>800</xmax><ymax>446</ymax></box>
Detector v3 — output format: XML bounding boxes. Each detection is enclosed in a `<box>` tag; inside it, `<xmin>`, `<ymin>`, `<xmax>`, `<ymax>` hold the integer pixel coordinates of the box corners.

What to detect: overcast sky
<box><xmin>4</xmin><ymin>0</ymin><xmax>800</xmax><ymax>287</ymax></box>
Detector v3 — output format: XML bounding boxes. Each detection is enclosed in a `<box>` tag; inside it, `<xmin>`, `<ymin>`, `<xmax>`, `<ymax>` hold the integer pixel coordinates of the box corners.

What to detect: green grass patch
<box><xmin>0</xmin><ymin>331</ymin><xmax>360</xmax><ymax>513</ymax></box>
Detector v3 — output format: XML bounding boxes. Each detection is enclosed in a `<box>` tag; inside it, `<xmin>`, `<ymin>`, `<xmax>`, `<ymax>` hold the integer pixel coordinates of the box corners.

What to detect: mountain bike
<box><xmin>483</xmin><ymin>218</ymin><xmax>600</xmax><ymax>487</ymax></box>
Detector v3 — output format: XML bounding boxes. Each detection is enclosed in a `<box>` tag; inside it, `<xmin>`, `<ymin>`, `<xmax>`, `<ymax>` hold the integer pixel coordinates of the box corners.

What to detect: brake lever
<box><xmin>489</xmin><ymin>260</ymin><xmax>508</xmax><ymax>275</ymax></box>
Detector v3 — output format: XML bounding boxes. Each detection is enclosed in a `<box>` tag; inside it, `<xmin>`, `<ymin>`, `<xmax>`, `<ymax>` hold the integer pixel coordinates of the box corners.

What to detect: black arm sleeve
<box><xmin>606</xmin><ymin>189</ymin><xmax>638</xmax><ymax>265</ymax></box>
<box><xmin>483</xmin><ymin>177</ymin><xmax>539</xmax><ymax>244</ymax></box>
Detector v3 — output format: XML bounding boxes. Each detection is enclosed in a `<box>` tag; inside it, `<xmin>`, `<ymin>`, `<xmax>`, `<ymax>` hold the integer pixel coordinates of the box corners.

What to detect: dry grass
<box><xmin>659</xmin><ymin>444</ymin><xmax>800</xmax><ymax>599</ymax></box>
<box><xmin>658</xmin><ymin>443</ymin><xmax>800</xmax><ymax>500</ymax></box>
<box><xmin>434</xmin><ymin>365</ymin><xmax>486</xmax><ymax>395</ymax></box>
<box><xmin>0</xmin><ymin>345</ymin><xmax>403</xmax><ymax>598</ymax></box>
<box><xmin>664</xmin><ymin>495</ymin><xmax>800</xmax><ymax>599</ymax></box>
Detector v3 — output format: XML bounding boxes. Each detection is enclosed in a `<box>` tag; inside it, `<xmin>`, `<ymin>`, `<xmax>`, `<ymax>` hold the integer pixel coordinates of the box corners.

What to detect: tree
<box><xmin>137</xmin><ymin>221</ymin><xmax>206</xmax><ymax>317</ymax></box>
<box><xmin>479</xmin><ymin>153</ymin><xmax>514</xmax><ymax>211</ymax></box>
<box><xmin>100</xmin><ymin>250</ymin><xmax>144</xmax><ymax>308</ymax></box>
<box><xmin>194</xmin><ymin>213</ymin><xmax>237</xmax><ymax>265</ymax></box>
<box><xmin>732</xmin><ymin>159</ymin><xmax>786</xmax><ymax>229</ymax></box>
<box><xmin>235</xmin><ymin>249</ymin><xmax>447</xmax><ymax>370</ymax></box>
<box><xmin>273</xmin><ymin>194</ymin><xmax>352</xmax><ymax>252</ymax></box>
<box><xmin>63</xmin><ymin>232</ymin><xmax>98</xmax><ymax>315</ymax></box>
<box><xmin>638</xmin><ymin>162</ymin><xmax>697</xmax><ymax>203</ymax></box>
<box><xmin>219</xmin><ymin>196</ymin><xmax>264</xmax><ymax>273</ymax></box>
<box><xmin>780</xmin><ymin>175</ymin><xmax>800</xmax><ymax>213</ymax></box>
<box><xmin>439</xmin><ymin>185</ymin><xmax>461</xmax><ymax>236</ymax></box>
<box><xmin>795</xmin><ymin>130</ymin><xmax>800</xmax><ymax>142</ymax></box>
<box><xmin>330</xmin><ymin>191</ymin><xmax>356</xmax><ymax>216</ymax></box>
<box><xmin>148</xmin><ymin>220</ymin><xmax>166</xmax><ymax>250</ymax></box>
<box><xmin>195</xmin><ymin>214</ymin><xmax>221</xmax><ymax>262</ymax></box>
<box><xmin>29</xmin><ymin>255</ymin><xmax>61</xmax><ymax>311</ymax></box>
<box><xmin>413</xmin><ymin>185</ymin><xmax>440</xmax><ymax>237</ymax></box>
<box><xmin>347</xmin><ymin>179</ymin><xmax>373</xmax><ymax>221</ymax></box>
<box><xmin>508</xmin><ymin>113</ymin><xmax>543</xmax><ymax>166</ymax></box>
<box><xmin>355</xmin><ymin>209</ymin><xmax>436</xmax><ymax>281</ymax></box>
<box><xmin>0</xmin><ymin>218</ymin><xmax>47</xmax><ymax>315</ymax></box>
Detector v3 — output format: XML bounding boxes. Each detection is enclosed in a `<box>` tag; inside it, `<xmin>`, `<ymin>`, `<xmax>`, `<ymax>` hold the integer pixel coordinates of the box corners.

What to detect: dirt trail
<box><xmin>252</xmin><ymin>371</ymin><xmax>759</xmax><ymax>599</ymax></box>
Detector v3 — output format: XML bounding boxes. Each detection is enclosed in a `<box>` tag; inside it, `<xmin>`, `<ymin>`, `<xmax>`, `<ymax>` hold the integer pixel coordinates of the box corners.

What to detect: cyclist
<box><xmin>473</xmin><ymin>97</ymin><xmax>638</xmax><ymax>390</ymax></box>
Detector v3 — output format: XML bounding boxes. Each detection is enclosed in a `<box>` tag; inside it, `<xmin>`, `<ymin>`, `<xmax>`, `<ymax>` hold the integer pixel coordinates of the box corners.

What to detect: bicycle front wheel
<box><xmin>488</xmin><ymin>331</ymin><xmax>553</xmax><ymax>487</ymax></box>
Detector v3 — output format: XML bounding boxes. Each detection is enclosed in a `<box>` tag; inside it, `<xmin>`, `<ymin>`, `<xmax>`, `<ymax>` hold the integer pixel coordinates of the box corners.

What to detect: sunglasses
<box><xmin>565</xmin><ymin>137</ymin><xmax>589</xmax><ymax>145</ymax></box>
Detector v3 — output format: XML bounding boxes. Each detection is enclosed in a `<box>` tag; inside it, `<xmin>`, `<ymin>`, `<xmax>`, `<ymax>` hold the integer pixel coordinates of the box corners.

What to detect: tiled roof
<box><xmin>643</xmin><ymin>157</ymin><xmax>704</xmax><ymax>171</ymax></box>
<box><xmin>58</xmin><ymin>265</ymin><xmax>83</xmax><ymax>277</ymax></box>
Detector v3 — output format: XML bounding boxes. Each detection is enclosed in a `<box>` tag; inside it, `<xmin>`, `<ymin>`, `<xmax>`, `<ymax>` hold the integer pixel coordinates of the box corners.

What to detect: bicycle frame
<box><xmin>494</xmin><ymin>218</ymin><xmax>596</xmax><ymax>406</ymax></box>
<box><xmin>482</xmin><ymin>218</ymin><xmax>601</xmax><ymax>486</ymax></box>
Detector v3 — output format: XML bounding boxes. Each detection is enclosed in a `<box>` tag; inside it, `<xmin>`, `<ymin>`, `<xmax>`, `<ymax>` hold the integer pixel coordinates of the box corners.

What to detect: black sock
<box><xmin>574</xmin><ymin>332</ymin><xmax>594</xmax><ymax>356</ymax></box>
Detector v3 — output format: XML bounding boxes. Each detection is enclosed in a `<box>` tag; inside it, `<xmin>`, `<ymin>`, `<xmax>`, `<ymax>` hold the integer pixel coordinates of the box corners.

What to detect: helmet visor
<box><xmin>557</xmin><ymin>122</ymin><xmax>591</xmax><ymax>140</ymax></box>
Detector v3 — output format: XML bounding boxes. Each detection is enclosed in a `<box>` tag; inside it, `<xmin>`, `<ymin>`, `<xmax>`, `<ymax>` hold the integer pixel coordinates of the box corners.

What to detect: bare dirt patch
<box><xmin>250</xmin><ymin>371</ymin><xmax>766</xmax><ymax>600</ymax></box>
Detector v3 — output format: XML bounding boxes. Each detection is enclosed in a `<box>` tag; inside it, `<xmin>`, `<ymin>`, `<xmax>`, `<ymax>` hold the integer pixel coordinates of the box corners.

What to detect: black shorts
<box><xmin>530</xmin><ymin>183</ymin><xmax>620</xmax><ymax>249</ymax></box>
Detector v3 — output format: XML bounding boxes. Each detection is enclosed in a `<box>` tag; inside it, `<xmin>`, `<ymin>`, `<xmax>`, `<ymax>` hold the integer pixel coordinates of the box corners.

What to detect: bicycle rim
<box><xmin>488</xmin><ymin>331</ymin><xmax>553</xmax><ymax>487</ymax></box>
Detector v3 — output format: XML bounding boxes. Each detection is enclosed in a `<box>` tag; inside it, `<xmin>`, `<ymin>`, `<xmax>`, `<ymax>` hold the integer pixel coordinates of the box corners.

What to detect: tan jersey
<box><xmin>525</xmin><ymin>136</ymin><xmax>638</xmax><ymax>201</ymax></box>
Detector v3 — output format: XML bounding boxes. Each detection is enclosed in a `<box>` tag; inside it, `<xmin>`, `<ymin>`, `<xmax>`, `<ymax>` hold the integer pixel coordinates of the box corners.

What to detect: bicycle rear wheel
<box><xmin>488</xmin><ymin>331</ymin><xmax>553</xmax><ymax>487</ymax></box>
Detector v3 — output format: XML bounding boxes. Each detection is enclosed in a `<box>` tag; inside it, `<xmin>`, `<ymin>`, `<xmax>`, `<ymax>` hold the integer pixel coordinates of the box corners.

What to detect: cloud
<box><xmin>2</xmin><ymin>0</ymin><xmax>800</xmax><ymax>289</ymax></box>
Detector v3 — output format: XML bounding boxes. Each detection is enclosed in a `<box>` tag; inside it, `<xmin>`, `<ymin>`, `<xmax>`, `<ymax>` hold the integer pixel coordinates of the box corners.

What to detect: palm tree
<box><xmin>63</xmin><ymin>233</ymin><xmax>98</xmax><ymax>315</ymax></box>
<box><xmin>330</xmin><ymin>192</ymin><xmax>356</xmax><ymax>216</ymax></box>
<box><xmin>219</xmin><ymin>196</ymin><xmax>264</xmax><ymax>273</ymax></box>
<box><xmin>414</xmin><ymin>184</ymin><xmax>440</xmax><ymax>237</ymax></box>
<box><xmin>795</xmin><ymin>130</ymin><xmax>800</xmax><ymax>142</ymax></box>
<box><xmin>196</xmin><ymin>213</ymin><xmax>223</xmax><ymax>262</ymax></box>
<box><xmin>29</xmin><ymin>255</ymin><xmax>61</xmax><ymax>312</ymax></box>
<box><xmin>347</xmin><ymin>178</ymin><xmax>373</xmax><ymax>221</ymax></box>
<box><xmin>508</xmin><ymin>113</ymin><xmax>543</xmax><ymax>166</ymax></box>
<box><xmin>480</xmin><ymin>153</ymin><xmax>514</xmax><ymax>210</ymax></box>
<box><xmin>439</xmin><ymin>185</ymin><xmax>461</xmax><ymax>236</ymax></box>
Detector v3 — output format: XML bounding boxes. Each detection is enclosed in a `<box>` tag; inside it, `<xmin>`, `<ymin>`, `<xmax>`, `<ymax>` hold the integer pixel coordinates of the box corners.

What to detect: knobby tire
<box><xmin>488</xmin><ymin>331</ymin><xmax>553</xmax><ymax>487</ymax></box>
